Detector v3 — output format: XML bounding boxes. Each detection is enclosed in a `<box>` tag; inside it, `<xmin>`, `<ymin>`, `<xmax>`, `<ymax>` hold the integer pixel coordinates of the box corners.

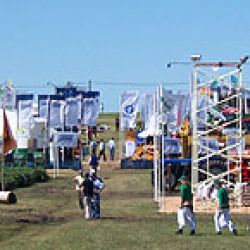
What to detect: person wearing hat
<box><xmin>213</xmin><ymin>179</ymin><xmax>237</xmax><ymax>235</ymax></box>
<box><xmin>176</xmin><ymin>176</ymin><xmax>196</xmax><ymax>235</ymax></box>
<box><xmin>73</xmin><ymin>169</ymin><xmax>84</xmax><ymax>210</ymax></box>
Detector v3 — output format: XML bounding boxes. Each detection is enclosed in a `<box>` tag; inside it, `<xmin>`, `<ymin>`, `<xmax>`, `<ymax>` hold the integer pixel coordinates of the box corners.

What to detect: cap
<box><xmin>213</xmin><ymin>179</ymin><xmax>221</xmax><ymax>186</ymax></box>
<box><xmin>178</xmin><ymin>176</ymin><xmax>188</xmax><ymax>182</ymax></box>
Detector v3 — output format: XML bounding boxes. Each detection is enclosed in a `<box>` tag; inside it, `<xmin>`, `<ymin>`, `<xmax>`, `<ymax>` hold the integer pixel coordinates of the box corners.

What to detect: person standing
<box><xmin>89</xmin><ymin>140</ymin><xmax>97</xmax><ymax>155</ymax></box>
<box><xmin>108</xmin><ymin>138</ymin><xmax>115</xmax><ymax>161</ymax></box>
<box><xmin>89</xmin><ymin>152</ymin><xmax>99</xmax><ymax>172</ymax></box>
<box><xmin>93</xmin><ymin>126</ymin><xmax>97</xmax><ymax>138</ymax></box>
<box><xmin>73</xmin><ymin>169</ymin><xmax>84</xmax><ymax>210</ymax></box>
<box><xmin>115</xmin><ymin>117</ymin><xmax>119</xmax><ymax>132</ymax></box>
<box><xmin>176</xmin><ymin>176</ymin><xmax>196</xmax><ymax>235</ymax></box>
<box><xmin>99</xmin><ymin>139</ymin><xmax>106</xmax><ymax>161</ymax></box>
<box><xmin>81</xmin><ymin>172</ymin><xmax>94</xmax><ymax>220</ymax></box>
<box><xmin>213</xmin><ymin>180</ymin><xmax>237</xmax><ymax>235</ymax></box>
<box><xmin>91</xmin><ymin>170</ymin><xmax>105</xmax><ymax>219</ymax></box>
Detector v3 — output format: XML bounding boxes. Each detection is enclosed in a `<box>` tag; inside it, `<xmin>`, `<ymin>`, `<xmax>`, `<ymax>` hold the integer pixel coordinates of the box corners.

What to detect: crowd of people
<box><xmin>74</xmin><ymin>128</ymin><xmax>239</xmax><ymax>233</ymax></box>
<box><xmin>89</xmin><ymin>137</ymin><xmax>116</xmax><ymax>162</ymax></box>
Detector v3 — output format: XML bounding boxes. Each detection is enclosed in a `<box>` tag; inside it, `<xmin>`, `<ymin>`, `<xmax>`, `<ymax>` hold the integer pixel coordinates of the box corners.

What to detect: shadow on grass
<box><xmin>100</xmin><ymin>215</ymin><xmax>169</xmax><ymax>222</ymax></box>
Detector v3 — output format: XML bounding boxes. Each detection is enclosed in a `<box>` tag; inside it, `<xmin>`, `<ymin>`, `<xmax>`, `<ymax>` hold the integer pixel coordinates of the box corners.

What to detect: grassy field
<box><xmin>0</xmin><ymin>167</ymin><xmax>249</xmax><ymax>250</ymax></box>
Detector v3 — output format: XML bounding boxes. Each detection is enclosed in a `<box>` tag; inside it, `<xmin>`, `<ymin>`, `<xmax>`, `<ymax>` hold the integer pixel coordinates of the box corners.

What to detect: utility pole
<box><xmin>88</xmin><ymin>80</ymin><xmax>92</xmax><ymax>91</ymax></box>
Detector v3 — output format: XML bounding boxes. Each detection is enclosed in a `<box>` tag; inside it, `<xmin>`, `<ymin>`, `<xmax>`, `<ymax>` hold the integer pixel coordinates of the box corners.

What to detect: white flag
<box><xmin>65</xmin><ymin>97</ymin><xmax>81</xmax><ymax>127</ymax></box>
<box><xmin>120</xmin><ymin>92</ymin><xmax>139</xmax><ymax>129</ymax></box>
<box><xmin>141</xmin><ymin>93</ymin><xmax>154</xmax><ymax>130</ymax></box>
<box><xmin>18</xmin><ymin>99</ymin><xmax>33</xmax><ymax>129</ymax></box>
<box><xmin>39</xmin><ymin>99</ymin><xmax>49</xmax><ymax>119</ymax></box>
<box><xmin>49</xmin><ymin>100</ymin><xmax>64</xmax><ymax>128</ymax></box>
<box><xmin>82</xmin><ymin>98</ymin><xmax>100</xmax><ymax>126</ymax></box>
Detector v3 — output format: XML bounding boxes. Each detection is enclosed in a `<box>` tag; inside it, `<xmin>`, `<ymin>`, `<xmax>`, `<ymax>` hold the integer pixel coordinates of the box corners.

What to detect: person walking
<box><xmin>99</xmin><ymin>139</ymin><xmax>107</xmax><ymax>161</ymax></box>
<box><xmin>81</xmin><ymin>172</ymin><xmax>94</xmax><ymax>220</ymax></box>
<box><xmin>93</xmin><ymin>126</ymin><xmax>97</xmax><ymax>138</ymax></box>
<box><xmin>89</xmin><ymin>152</ymin><xmax>99</xmax><ymax>172</ymax></box>
<box><xmin>108</xmin><ymin>137</ymin><xmax>115</xmax><ymax>161</ymax></box>
<box><xmin>73</xmin><ymin>169</ymin><xmax>84</xmax><ymax>210</ymax></box>
<box><xmin>89</xmin><ymin>139</ymin><xmax>97</xmax><ymax>155</ymax></box>
<box><xmin>213</xmin><ymin>180</ymin><xmax>237</xmax><ymax>235</ymax></box>
<box><xmin>115</xmin><ymin>117</ymin><xmax>119</xmax><ymax>132</ymax></box>
<box><xmin>176</xmin><ymin>176</ymin><xmax>196</xmax><ymax>235</ymax></box>
<box><xmin>90</xmin><ymin>170</ymin><xmax>105</xmax><ymax>219</ymax></box>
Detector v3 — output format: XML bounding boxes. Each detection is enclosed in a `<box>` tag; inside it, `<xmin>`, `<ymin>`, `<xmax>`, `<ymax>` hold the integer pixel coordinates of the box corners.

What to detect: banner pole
<box><xmin>1</xmin><ymin>147</ymin><xmax>5</xmax><ymax>191</ymax></box>
<box><xmin>153</xmin><ymin>92</ymin><xmax>158</xmax><ymax>201</ymax></box>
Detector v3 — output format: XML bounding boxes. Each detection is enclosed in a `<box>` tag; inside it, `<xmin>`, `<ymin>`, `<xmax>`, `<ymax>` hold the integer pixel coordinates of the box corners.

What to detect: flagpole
<box><xmin>1</xmin><ymin>108</ymin><xmax>5</xmax><ymax>191</ymax></box>
<box><xmin>1</xmin><ymin>146</ymin><xmax>5</xmax><ymax>191</ymax></box>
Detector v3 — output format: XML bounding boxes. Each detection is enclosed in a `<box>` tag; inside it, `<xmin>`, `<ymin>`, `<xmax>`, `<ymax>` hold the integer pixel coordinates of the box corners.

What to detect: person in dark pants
<box><xmin>115</xmin><ymin>117</ymin><xmax>119</xmax><ymax>132</ymax></box>
<box><xmin>81</xmin><ymin>172</ymin><xmax>94</xmax><ymax>219</ymax></box>
<box><xmin>90</xmin><ymin>140</ymin><xmax>97</xmax><ymax>155</ymax></box>
<box><xmin>90</xmin><ymin>170</ymin><xmax>105</xmax><ymax>219</ymax></box>
<box><xmin>89</xmin><ymin>152</ymin><xmax>99</xmax><ymax>172</ymax></box>
<box><xmin>92</xmin><ymin>126</ymin><xmax>97</xmax><ymax>138</ymax></box>
<box><xmin>99</xmin><ymin>139</ymin><xmax>106</xmax><ymax>161</ymax></box>
<box><xmin>108</xmin><ymin>138</ymin><xmax>115</xmax><ymax>161</ymax></box>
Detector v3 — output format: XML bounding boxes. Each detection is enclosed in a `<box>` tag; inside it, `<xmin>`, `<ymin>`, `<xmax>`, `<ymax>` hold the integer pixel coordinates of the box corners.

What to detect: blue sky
<box><xmin>0</xmin><ymin>0</ymin><xmax>250</xmax><ymax>111</ymax></box>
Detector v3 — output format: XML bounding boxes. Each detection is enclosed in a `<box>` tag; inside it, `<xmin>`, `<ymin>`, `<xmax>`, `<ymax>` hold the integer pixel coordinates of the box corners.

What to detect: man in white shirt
<box><xmin>99</xmin><ymin>139</ymin><xmax>107</xmax><ymax>161</ymax></box>
<box><xmin>89</xmin><ymin>140</ymin><xmax>97</xmax><ymax>154</ymax></box>
<box><xmin>73</xmin><ymin>169</ymin><xmax>84</xmax><ymax>210</ymax></box>
<box><xmin>108</xmin><ymin>138</ymin><xmax>115</xmax><ymax>161</ymax></box>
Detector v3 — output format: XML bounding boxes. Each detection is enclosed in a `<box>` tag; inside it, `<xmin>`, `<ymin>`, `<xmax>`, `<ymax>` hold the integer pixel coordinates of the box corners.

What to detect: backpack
<box><xmin>90</xmin><ymin>155</ymin><xmax>98</xmax><ymax>166</ymax></box>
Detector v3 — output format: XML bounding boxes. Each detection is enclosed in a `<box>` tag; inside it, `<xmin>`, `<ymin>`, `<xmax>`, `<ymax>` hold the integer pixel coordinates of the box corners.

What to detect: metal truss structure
<box><xmin>191</xmin><ymin>61</ymin><xmax>245</xmax><ymax>208</ymax></box>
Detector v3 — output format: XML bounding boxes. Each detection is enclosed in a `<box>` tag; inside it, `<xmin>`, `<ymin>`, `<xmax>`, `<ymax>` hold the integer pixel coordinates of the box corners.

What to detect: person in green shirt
<box><xmin>176</xmin><ymin>176</ymin><xmax>196</xmax><ymax>235</ymax></box>
<box><xmin>214</xmin><ymin>180</ymin><xmax>237</xmax><ymax>235</ymax></box>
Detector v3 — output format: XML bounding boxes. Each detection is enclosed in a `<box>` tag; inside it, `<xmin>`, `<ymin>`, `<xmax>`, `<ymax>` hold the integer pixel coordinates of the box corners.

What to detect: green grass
<box><xmin>98</xmin><ymin>112</ymin><xmax>119</xmax><ymax>119</ymax></box>
<box><xmin>0</xmin><ymin>168</ymin><xmax>249</xmax><ymax>250</ymax></box>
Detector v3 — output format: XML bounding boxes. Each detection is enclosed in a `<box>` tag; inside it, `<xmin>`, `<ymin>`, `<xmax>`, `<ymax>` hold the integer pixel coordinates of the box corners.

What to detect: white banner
<box><xmin>18</xmin><ymin>99</ymin><xmax>33</xmax><ymax>129</ymax></box>
<box><xmin>121</xmin><ymin>92</ymin><xmax>139</xmax><ymax>129</ymax></box>
<box><xmin>39</xmin><ymin>99</ymin><xmax>49</xmax><ymax>119</ymax></box>
<box><xmin>49</xmin><ymin>100</ymin><xmax>64</xmax><ymax>128</ymax></box>
<box><xmin>141</xmin><ymin>93</ymin><xmax>154</xmax><ymax>130</ymax></box>
<box><xmin>82</xmin><ymin>98</ymin><xmax>100</xmax><ymax>126</ymax></box>
<box><xmin>65</xmin><ymin>97</ymin><xmax>81</xmax><ymax>127</ymax></box>
<box><xmin>125</xmin><ymin>140</ymin><xmax>135</xmax><ymax>157</ymax></box>
<box><xmin>54</xmin><ymin>132</ymin><xmax>79</xmax><ymax>147</ymax></box>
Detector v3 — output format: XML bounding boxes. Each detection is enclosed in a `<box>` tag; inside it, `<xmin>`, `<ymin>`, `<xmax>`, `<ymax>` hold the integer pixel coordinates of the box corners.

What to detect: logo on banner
<box><xmin>123</xmin><ymin>104</ymin><xmax>135</xmax><ymax>117</ymax></box>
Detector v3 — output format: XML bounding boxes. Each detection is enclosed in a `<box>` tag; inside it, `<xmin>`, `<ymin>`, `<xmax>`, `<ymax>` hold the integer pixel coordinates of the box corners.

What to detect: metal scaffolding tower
<box><xmin>191</xmin><ymin>60</ymin><xmax>246</xmax><ymax>208</ymax></box>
